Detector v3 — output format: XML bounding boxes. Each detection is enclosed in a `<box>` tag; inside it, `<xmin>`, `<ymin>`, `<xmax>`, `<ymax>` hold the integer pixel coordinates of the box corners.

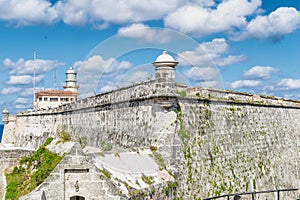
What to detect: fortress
<box><xmin>0</xmin><ymin>51</ymin><xmax>300</xmax><ymax>199</ymax></box>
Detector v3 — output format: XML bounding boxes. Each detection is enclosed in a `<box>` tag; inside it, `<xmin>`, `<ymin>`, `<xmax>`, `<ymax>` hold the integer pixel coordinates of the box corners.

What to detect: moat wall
<box><xmin>2</xmin><ymin>88</ymin><xmax>300</xmax><ymax>199</ymax></box>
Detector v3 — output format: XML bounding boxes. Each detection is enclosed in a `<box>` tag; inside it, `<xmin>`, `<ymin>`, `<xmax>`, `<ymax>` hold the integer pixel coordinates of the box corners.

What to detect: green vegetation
<box><xmin>78</xmin><ymin>136</ymin><xmax>88</xmax><ymax>148</ymax></box>
<box><xmin>149</xmin><ymin>145</ymin><xmax>157</xmax><ymax>151</ymax></box>
<box><xmin>149</xmin><ymin>145</ymin><xmax>165</xmax><ymax>169</ymax></box>
<box><xmin>57</xmin><ymin>130</ymin><xmax>71</xmax><ymax>142</ymax></box>
<box><xmin>177</xmin><ymin>90</ymin><xmax>187</xmax><ymax>97</ymax></box>
<box><xmin>164</xmin><ymin>181</ymin><xmax>177</xmax><ymax>195</ymax></box>
<box><xmin>99</xmin><ymin>141</ymin><xmax>113</xmax><ymax>151</ymax></box>
<box><xmin>152</xmin><ymin>151</ymin><xmax>165</xmax><ymax>169</ymax></box>
<box><xmin>5</xmin><ymin>137</ymin><xmax>63</xmax><ymax>200</ymax></box>
<box><xmin>208</xmin><ymin>94</ymin><xmax>214</xmax><ymax>99</ymax></box>
<box><xmin>175</xmin><ymin>104</ymin><xmax>190</xmax><ymax>146</ymax></box>
<box><xmin>203</xmin><ymin>100</ymin><xmax>210</xmax><ymax>106</ymax></box>
<box><xmin>99</xmin><ymin>168</ymin><xmax>111</xmax><ymax>179</ymax></box>
<box><xmin>142</xmin><ymin>175</ymin><xmax>154</xmax><ymax>185</ymax></box>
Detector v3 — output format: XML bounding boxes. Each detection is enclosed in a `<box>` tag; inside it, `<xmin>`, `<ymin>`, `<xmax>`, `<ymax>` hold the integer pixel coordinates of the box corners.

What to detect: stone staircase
<box><xmin>0</xmin><ymin>170</ymin><xmax>5</xmax><ymax>200</ymax></box>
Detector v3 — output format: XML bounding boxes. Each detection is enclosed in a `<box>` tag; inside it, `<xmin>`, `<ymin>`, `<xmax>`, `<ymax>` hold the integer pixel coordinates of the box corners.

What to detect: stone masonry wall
<box><xmin>0</xmin><ymin>148</ymin><xmax>35</xmax><ymax>171</ymax></box>
<box><xmin>2</xmin><ymin>79</ymin><xmax>178</xmax><ymax>152</ymax></box>
<box><xmin>20</xmin><ymin>143</ymin><xmax>125</xmax><ymax>200</ymax></box>
<box><xmin>176</xmin><ymin>98</ymin><xmax>300</xmax><ymax>199</ymax></box>
<box><xmin>2</xmin><ymin>86</ymin><xmax>300</xmax><ymax>199</ymax></box>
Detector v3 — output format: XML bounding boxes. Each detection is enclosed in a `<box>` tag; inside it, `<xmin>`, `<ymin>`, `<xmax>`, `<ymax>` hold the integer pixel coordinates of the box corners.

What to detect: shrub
<box><xmin>5</xmin><ymin>137</ymin><xmax>63</xmax><ymax>200</ymax></box>
<box><xmin>58</xmin><ymin>130</ymin><xmax>71</xmax><ymax>142</ymax></box>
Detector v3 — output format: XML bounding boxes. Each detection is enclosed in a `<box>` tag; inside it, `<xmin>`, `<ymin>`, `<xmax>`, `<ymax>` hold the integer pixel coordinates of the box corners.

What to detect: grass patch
<box><xmin>142</xmin><ymin>175</ymin><xmax>154</xmax><ymax>185</ymax></box>
<box><xmin>5</xmin><ymin>137</ymin><xmax>63</xmax><ymax>200</ymax></box>
<box><xmin>99</xmin><ymin>168</ymin><xmax>111</xmax><ymax>179</ymax></box>
<box><xmin>152</xmin><ymin>151</ymin><xmax>165</xmax><ymax>169</ymax></box>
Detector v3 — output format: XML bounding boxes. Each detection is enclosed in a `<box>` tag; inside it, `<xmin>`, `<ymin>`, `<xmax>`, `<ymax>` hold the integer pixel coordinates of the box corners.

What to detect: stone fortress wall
<box><xmin>0</xmin><ymin>148</ymin><xmax>34</xmax><ymax>172</ymax></box>
<box><xmin>1</xmin><ymin>51</ymin><xmax>300</xmax><ymax>199</ymax></box>
<box><xmin>177</xmin><ymin>93</ymin><xmax>300</xmax><ymax>199</ymax></box>
<box><xmin>2</xmin><ymin>86</ymin><xmax>300</xmax><ymax>199</ymax></box>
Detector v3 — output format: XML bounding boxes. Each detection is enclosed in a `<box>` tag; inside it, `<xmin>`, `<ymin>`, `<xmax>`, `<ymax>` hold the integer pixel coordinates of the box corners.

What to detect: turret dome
<box><xmin>153</xmin><ymin>51</ymin><xmax>178</xmax><ymax>67</ymax></box>
<box><xmin>2</xmin><ymin>108</ymin><xmax>8</xmax><ymax>114</ymax></box>
<box><xmin>155</xmin><ymin>51</ymin><xmax>175</xmax><ymax>62</ymax></box>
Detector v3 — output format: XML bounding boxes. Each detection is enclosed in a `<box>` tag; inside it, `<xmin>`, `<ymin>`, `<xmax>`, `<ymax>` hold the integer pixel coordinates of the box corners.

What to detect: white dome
<box><xmin>2</xmin><ymin>108</ymin><xmax>8</xmax><ymax>113</ymax></box>
<box><xmin>66</xmin><ymin>67</ymin><xmax>75</xmax><ymax>74</ymax></box>
<box><xmin>155</xmin><ymin>51</ymin><xmax>175</xmax><ymax>62</ymax></box>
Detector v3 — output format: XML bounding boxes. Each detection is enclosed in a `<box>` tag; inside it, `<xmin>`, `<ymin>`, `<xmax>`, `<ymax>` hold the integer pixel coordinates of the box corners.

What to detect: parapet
<box><xmin>186</xmin><ymin>87</ymin><xmax>300</xmax><ymax>107</ymax></box>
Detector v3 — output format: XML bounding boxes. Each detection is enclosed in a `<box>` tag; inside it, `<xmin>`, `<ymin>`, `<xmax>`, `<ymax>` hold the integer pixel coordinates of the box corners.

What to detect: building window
<box><xmin>50</xmin><ymin>98</ymin><xmax>59</xmax><ymax>102</ymax></box>
<box><xmin>44</xmin><ymin>97</ymin><xmax>48</xmax><ymax>101</ymax></box>
<box><xmin>38</xmin><ymin>97</ymin><xmax>42</xmax><ymax>101</ymax></box>
<box><xmin>61</xmin><ymin>98</ymin><xmax>69</xmax><ymax>102</ymax></box>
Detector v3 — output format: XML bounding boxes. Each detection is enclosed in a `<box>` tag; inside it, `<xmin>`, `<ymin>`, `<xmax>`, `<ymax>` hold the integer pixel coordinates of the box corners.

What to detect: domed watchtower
<box><xmin>2</xmin><ymin>108</ymin><xmax>9</xmax><ymax>124</ymax></box>
<box><xmin>153</xmin><ymin>51</ymin><xmax>178</xmax><ymax>94</ymax></box>
<box><xmin>63</xmin><ymin>67</ymin><xmax>79</xmax><ymax>93</ymax></box>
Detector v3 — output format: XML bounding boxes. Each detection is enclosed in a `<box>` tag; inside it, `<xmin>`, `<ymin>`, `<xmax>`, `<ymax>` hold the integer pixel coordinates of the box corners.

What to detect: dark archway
<box><xmin>70</xmin><ymin>196</ymin><xmax>85</xmax><ymax>200</ymax></box>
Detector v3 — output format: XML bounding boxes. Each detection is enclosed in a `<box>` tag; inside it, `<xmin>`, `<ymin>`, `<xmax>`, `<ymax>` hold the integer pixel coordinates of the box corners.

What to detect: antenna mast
<box><xmin>54</xmin><ymin>67</ymin><xmax>57</xmax><ymax>89</ymax></box>
<box><xmin>33</xmin><ymin>51</ymin><xmax>37</xmax><ymax>108</ymax></box>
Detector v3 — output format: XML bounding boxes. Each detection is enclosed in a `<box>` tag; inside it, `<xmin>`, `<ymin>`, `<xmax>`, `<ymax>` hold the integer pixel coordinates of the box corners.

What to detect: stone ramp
<box><xmin>0</xmin><ymin>170</ymin><xmax>6</xmax><ymax>200</ymax></box>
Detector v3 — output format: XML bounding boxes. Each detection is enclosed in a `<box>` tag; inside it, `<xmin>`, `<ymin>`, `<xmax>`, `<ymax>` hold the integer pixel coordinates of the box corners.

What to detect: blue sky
<box><xmin>0</xmin><ymin>0</ymin><xmax>300</xmax><ymax>114</ymax></box>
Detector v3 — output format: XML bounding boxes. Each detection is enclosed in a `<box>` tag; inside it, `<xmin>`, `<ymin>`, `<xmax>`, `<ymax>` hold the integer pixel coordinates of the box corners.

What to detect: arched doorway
<box><xmin>70</xmin><ymin>196</ymin><xmax>85</xmax><ymax>200</ymax></box>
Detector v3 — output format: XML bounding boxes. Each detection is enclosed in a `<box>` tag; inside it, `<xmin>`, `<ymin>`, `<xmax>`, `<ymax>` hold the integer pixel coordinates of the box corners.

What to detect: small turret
<box><xmin>63</xmin><ymin>67</ymin><xmax>79</xmax><ymax>92</ymax></box>
<box><xmin>153</xmin><ymin>51</ymin><xmax>178</xmax><ymax>94</ymax></box>
<box><xmin>2</xmin><ymin>108</ymin><xmax>9</xmax><ymax>124</ymax></box>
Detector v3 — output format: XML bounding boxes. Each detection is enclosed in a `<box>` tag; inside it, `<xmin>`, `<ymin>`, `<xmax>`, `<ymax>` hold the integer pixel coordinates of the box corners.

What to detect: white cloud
<box><xmin>15</xmin><ymin>104</ymin><xmax>30</xmax><ymax>109</ymax></box>
<box><xmin>117</xmin><ymin>71</ymin><xmax>150</xmax><ymax>86</ymax></box>
<box><xmin>1</xmin><ymin>87</ymin><xmax>22</xmax><ymax>95</ymax></box>
<box><xmin>243</xmin><ymin>66</ymin><xmax>279</xmax><ymax>79</ymax></box>
<box><xmin>215</xmin><ymin>55</ymin><xmax>246</xmax><ymax>67</ymax></box>
<box><xmin>0</xmin><ymin>0</ymin><xmax>184</xmax><ymax>27</ymax></box>
<box><xmin>178</xmin><ymin>38</ymin><xmax>246</xmax><ymax>67</ymax></box>
<box><xmin>14</xmin><ymin>97</ymin><xmax>31</xmax><ymax>104</ymax></box>
<box><xmin>183</xmin><ymin>67</ymin><xmax>219</xmax><ymax>82</ymax></box>
<box><xmin>97</xmin><ymin>70</ymin><xmax>151</xmax><ymax>93</ymax></box>
<box><xmin>3</xmin><ymin>0</ymin><xmax>298</xmax><ymax>44</ymax></box>
<box><xmin>230</xmin><ymin>80</ymin><xmax>262</xmax><ymax>88</ymax></box>
<box><xmin>0</xmin><ymin>0</ymin><xmax>58</xmax><ymax>26</ymax></box>
<box><xmin>76</xmin><ymin>55</ymin><xmax>133</xmax><ymax>97</ymax></box>
<box><xmin>277</xmin><ymin>78</ymin><xmax>300</xmax><ymax>90</ymax></box>
<box><xmin>77</xmin><ymin>55</ymin><xmax>132</xmax><ymax>75</ymax></box>
<box><xmin>6</xmin><ymin>75</ymin><xmax>32</xmax><ymax>85</ymax></box>
<box><xmin>118</xmin><ymin>23</ymin><xmax>175</xmax><ymax>43</ymax></box>
<box><xmin>3</xmin><ymin>58</ymin><xmax>64</xmax><ymax>75</ymax></box>
<box><xmin>197</xmin><ymin>80</ymin><xmax>222</xmax><ymax>88</ymax></box>
<box><xmin>237</xmin><ymin>7</ymin><xmax>300</xmax><ymax>40</ymax></box>
<box><xmin>98</xmin><ymin>84</ymin><xmax>117</xmax><ymax>93</ymax></box>
<box><xmin>164</xmin><ymin>0</ymin><xmax>262</xmax><ymax>36</ymax></box>
<box><xmin>20</xmin><ymin>88</ymin><xmax>34</xmax><ymax>97</ymax></box>
<box><xmin>55</xmin><ymin>0</ymin><xmax>183</xmax><ymax>26</ymax></box>
<box><xmin>6</xmin><ymin>75</ymin><xmax>44</xmax><ymax>85</ymax></box>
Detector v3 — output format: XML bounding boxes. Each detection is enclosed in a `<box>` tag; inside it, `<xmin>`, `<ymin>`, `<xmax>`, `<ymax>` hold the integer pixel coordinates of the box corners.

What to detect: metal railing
<box><xmin>203</xmin><ymin>188</ymin><xmax>298</xmax><ymax>200</ymax></box>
